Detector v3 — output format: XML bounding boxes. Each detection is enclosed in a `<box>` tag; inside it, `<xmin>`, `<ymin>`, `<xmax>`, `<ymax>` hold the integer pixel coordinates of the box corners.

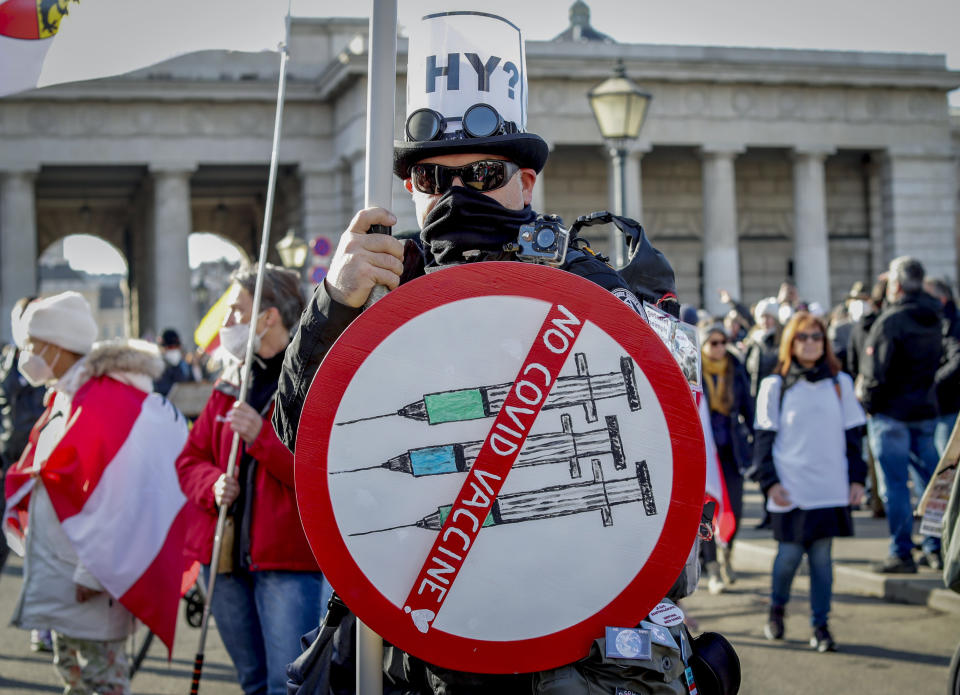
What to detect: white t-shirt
<box><xmin>755</xmin><ymin>371</ymin><xmax>866</xmax><ymax>513</ymax></box>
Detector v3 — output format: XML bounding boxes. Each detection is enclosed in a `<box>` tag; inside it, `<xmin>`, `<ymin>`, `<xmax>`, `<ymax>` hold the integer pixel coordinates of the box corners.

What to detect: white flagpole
<box><xmin>357</xmin><ymin>1</ymin><xmax>398</xmax><ymax>693</ymax></box>
<box><xmin>190</xmin><ymin>5</ymin><xmax>293</xmax><ymax>694</ymax></box>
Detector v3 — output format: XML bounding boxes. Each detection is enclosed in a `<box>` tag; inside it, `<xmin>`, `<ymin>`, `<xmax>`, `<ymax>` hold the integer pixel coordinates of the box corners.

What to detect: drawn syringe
<box><xmin>337</xmin><ymin>353</ymin><xmax>641</xmax><ymax>427</ymax></box>
<box><xmin>335</xmin><ymin>414</ymin><xmax>627</xmax><ymax>479</ymax></box>
<box><xmin>351</xmin><ymin>459</ymin><xmax>658</xmax><ymax>536</ymax></box>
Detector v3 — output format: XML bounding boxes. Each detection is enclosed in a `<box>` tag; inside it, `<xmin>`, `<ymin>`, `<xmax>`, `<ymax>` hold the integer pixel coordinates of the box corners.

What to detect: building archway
<box><xmin>188</xmin><ymin>231</ymin><xmax>249</xmax><ymax>327</ymax></box>
<box><xmin>38</xmin><ymin>234</ymin><xmax>130</xmax><ymax>340</ymax></box>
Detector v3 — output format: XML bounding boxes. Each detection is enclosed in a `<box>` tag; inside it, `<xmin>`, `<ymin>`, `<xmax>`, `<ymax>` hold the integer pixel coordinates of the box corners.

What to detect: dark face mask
<box><xmin>420</xmin><ymin>186</ymin><xmax>536</xmax><ymax>266</ymax></box>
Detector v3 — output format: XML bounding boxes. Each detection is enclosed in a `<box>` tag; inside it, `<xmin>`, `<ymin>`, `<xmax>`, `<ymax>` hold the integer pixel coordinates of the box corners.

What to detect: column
<box><xmin>700</xmin><ymin>147</ymin><xmax>743</xmax><ymax>317</ymax></box>
<box><xmin>0</xmin><ymin>169</ymin><xmax>38</xmax><ymax>344</ymax></box>
<box><xmin>792</xmin><ymin>148</ymin><xmax>833</xmax><ymax>310</ymax></box>
<box><xmin>150</xmin><ymin>165</ymin><xmax>195</xmax><ymax>347</ymax></box>
<box><xmin>880</xmin><ymin>150</ymin><xmax>958</xmax><ymax>285</ymax></box>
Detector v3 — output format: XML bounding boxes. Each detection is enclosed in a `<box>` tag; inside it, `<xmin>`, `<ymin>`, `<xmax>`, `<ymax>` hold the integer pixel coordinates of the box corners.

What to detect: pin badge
<box><xmin>605</xmin><ymin>627</ymin><xmax>652</xmax><ymax>660</ymax></box>
<box><xmin>640</xmin><ymin>620</ymin><xmax>678</xmax><ymax>649</ymax></box>
<box><xmin>647</xmin><ymin>601</ymin><xmax>684</xmax><ymax>628</ymax></box>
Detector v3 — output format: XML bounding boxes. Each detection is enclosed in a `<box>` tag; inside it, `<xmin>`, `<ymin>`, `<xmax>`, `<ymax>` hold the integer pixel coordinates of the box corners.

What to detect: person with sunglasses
<box><xmin>698</xmin><ymin>322</ymin><xmax>753</xmax><ymax>595</ymax></box>
<box><xmin>272</xmin><ymin>12</ymin><xmax>711</xmax><ymax>695</ymax></box>
<box><xmin>753</xmin><ymin>311</ymin><xmax>866</xmax><ymax>653</ymax></box>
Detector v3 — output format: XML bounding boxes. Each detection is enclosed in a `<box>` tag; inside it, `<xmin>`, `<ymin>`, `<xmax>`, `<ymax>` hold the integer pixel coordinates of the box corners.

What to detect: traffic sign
<box><xmin>295</xmin><ymin>262</ymin><xmax>705</xmax><ymax>674</ymax></box>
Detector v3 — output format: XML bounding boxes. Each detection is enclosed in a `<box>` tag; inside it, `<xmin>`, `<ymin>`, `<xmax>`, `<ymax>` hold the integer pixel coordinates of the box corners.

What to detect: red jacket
<box><xmin>176</xmin><ymin>385</ymin><xmax>319</xmax><ymax>572</ymax></box>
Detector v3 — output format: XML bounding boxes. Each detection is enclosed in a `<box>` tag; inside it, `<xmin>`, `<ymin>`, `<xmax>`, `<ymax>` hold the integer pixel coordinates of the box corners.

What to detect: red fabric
<box><xmin>3</xmin><ymin>403</ymin><xmax>53</xmax><ymax>547</ymax></box>
<box><xmin>6</xmin><ymin>377</ymin><xmax>189</xmax><ymax>654</ymax></box>
<box><xmin>119</xmin><ymin>504</ymin><xmax>191</xmax><ymax>651</ymax></box>
<box><xmin>42</xmin><ymin>379</ymin><xmax>148</xmax><ymax>520</ymax></box>
<box><xmin>175</xmin><ymin>387</ymin><xmax>319</xmax><ymax>572</ymax></box>
<box><xmin>0</xmin><ymin>0</ymin><xmax>42</xmax><ymax>40</ymax></box>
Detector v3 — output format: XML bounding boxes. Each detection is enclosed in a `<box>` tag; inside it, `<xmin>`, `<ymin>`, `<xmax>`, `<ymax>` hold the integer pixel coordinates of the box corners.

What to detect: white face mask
<box><xmin>18</xmin><ymin>345</ymin><xmax>58</xmax><ymax>387</ymax></box>
<box><xmin>163</xmin><ymin>349</ymin><xmax>183</xmax><ymax>366</ymax></box>
<box><xmin>219</xmin><ymin>314</ymin><xmax>267</xmax><ymax>362</ymax></box>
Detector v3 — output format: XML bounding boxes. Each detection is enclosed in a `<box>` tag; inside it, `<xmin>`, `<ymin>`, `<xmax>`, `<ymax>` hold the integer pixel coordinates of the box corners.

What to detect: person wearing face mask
<box><xmin>0</xmin><ymin>298</ymin><xmax>47</xmax><ymax>580</ymax></box>
<box><xmin>7</xmin><ymin>291</ymin><xmax>189</xmax><ymax>695</ymax></box>
<box><xmin>153</xmin><ymin>328</ymin><xmax>195</xmax><ymax>397</ymax></box>
<box><xmin>175</xmin><ymin>264</ymin><xmax>330</xmax><ymax>695</ymax></box>
<box><xmin>272</xmin><ymin>12</ymin><xmax>732</xmax><ymax>695</ymax></box>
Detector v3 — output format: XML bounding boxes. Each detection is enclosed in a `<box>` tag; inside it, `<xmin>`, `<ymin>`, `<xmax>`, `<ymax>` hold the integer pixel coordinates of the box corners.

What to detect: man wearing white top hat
<box><xmin>275</xmin><ymin>11</ymin><xmax>732</xmax><ymax>695</ymax></box>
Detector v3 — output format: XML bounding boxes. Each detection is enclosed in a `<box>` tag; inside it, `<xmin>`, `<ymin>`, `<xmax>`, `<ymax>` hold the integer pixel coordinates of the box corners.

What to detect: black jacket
<box><xmin>705</xmin><ymin>352</ymin><xmax>754</xmax><ymax>473</ymax></box>
<box><xmin>861</xmin><ymin>291</ymin><xmax>943</xmax><ymax>421</ymax></box>
<box><xmin>0</xmin><ymin>345</ymin><xmax>47</xmax><ymax>469</ymax></box>
<box><xmin>273</xmin><ymin>231</ymin><xmax>682</xmax><ymax>695</ymax></box>
<box><xmin>847</xmin><ymin>310</ymin><xmax>879</xmax><ymax>383</ymax></box>
<box><xmin>744</xmin><ymin>329</ymin><xmax>779</xmax><ymax>400</ymax></box>
<box><xmin>935</xmin><ymin>301</ymin><xmax>960</xmax><ymax>417</ymax></box>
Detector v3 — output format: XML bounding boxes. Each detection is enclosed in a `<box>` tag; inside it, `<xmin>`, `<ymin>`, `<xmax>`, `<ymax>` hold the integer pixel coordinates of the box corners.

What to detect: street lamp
<box><xmin>275</xmin><ymin>228</ymin><xmax>309</xmax><ymax>270</ymax></box>
<box><xmin>587</xmin><ymin>59</ymin><xmax>652</xmax><ymax>267</ymax></box>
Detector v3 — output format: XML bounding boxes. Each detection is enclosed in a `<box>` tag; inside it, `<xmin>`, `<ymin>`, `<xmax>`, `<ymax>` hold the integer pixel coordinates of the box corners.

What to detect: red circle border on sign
<box><xmin>295</xmin><ymin>262</ymin><xmax>705</xmax><ymax>674</ymax></box>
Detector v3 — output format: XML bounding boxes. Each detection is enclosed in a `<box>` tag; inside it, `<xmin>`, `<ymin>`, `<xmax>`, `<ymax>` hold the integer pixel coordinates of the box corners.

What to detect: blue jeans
<box><xmin>867</xmin><ymin>413</ymin><xmax>941</xmax><ymax>558</ymax></box>
<box><xmin>771</xmin><ymin>538</ymin><xmax>833</xmax><ymax>627</ymax></box>
<box><xmin>934</xmin><ymin>412</ymin><xmax>958</xmax><ymax>459</ymax></box>
<box><xmin>204</xmin><ymin>567</ymin><xmax>330</xmax><ymax>695</ymax></box>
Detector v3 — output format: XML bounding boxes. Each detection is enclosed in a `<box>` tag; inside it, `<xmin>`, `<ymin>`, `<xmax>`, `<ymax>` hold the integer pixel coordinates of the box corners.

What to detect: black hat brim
<box><xmin>393</xmin><ymin>133</ymin><xmax>549</xmax><ymax>179</ymax></box>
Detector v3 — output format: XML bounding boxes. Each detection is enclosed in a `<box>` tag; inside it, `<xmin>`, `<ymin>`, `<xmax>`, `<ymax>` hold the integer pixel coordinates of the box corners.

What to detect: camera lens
<box><xmin>535</xmin><ymin>228</ymin><xmax>556</xmax><ymax>249</ymax></box>
<box><xmin>406</xmin><ymin>109</ymin><xmax>442</xmax><ymax>141</ymax></box>
<box><xmin>462</xmin><ymin>104</ymin><xmax>501</xmax><ymax>138</ymax></box>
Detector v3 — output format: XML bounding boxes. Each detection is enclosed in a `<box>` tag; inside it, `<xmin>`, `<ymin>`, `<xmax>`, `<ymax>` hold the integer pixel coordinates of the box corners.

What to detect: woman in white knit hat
<box><xmin>8</xmin><ymin>291</ymin><xmax>188</xmax><ymax>695</ymax></box>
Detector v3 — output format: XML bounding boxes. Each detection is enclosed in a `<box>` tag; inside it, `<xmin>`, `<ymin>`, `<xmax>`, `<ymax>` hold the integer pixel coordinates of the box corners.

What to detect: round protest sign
<box><xmin>295</xmin><ymin>262</ymin><xmax>705</xmax><ymax>674</ymax></box>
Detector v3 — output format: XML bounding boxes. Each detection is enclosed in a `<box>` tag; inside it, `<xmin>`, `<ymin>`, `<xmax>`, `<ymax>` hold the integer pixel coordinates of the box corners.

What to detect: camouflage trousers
<box><xmin>51</xmin><ymin>631</ymin><xmax>130</xmax><ymax>695</ymax></box>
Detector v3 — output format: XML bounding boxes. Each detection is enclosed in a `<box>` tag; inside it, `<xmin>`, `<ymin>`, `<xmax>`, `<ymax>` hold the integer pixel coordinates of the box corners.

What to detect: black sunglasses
<box><xmin>410</xmin><ymin>159</ymin><xmax>521</xmax><ymax>195</ymax></box>
<box><xmin>405</xmin><ymin>103</ymin><xmax>518</xmax><ymax>142</ymax></box>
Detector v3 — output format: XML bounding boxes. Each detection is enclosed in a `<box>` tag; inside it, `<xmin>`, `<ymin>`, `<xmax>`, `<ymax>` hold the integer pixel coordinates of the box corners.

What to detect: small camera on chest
<box><xmin>515</xmin><ymin>214</ymin><xmax>570</xmax><ymax>266</ymax></box>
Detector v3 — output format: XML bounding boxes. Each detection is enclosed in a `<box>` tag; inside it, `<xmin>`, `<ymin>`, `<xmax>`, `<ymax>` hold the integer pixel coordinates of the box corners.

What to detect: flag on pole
<box><xmin>4</xmin><ymin>376</ymin><xmax>190</xmax><ymax>653</ymax></box>
<box><xmin>194</xmin><ymin>285</ymin><xmax>233</xmax><ymax>354</ymax></box>
<box><xmin>0</xmin><ymin>0</ymin><xmax>286</xmax><ymax>98</ymax></box>
<box><xmin>698</xmin><ymin>394</ymin><xmax>736</xmax><ymax>544</ymax></box>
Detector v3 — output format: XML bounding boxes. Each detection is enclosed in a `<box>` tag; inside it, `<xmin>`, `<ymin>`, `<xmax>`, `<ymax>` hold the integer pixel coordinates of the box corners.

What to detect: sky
<box><xmin>50</xmin><ymin>0</ymin><xmax>960</xmax><ymax>274</ymax></box>
<box><xmin>59</xmin><ymin>234</ymin><xmax>245</xmax><ymax>276</ymax></box>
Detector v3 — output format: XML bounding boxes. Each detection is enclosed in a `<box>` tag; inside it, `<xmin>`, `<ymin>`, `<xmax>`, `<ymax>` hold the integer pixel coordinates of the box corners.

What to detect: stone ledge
<box><xmin>734</xmin><ymin>539</ymin><xmax>960</xmax><ymax>615</ymax></box>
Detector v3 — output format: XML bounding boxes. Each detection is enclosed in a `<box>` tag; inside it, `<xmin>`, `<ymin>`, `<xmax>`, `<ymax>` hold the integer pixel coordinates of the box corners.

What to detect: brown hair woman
<box><xmin>752</xmin><ymin>311</ymin><xmax>866</xmax><ymax>653</ymax></box>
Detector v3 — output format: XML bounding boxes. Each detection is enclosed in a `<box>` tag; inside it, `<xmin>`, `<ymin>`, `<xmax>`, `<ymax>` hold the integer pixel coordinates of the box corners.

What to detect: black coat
<box><xmin>861</xmin><ymin>292</ymin><xmax>943</xmax><ymax>421</ymax></box>
<box><xmin>744</xmin><ymin>330</ymin><xmax>779</xmax><ymax>400</ymax></box>
<box><xmin>705</xmin><ymin>353</ymin><xmax>754</xmax><ymax>473</ymax></box>
<box><xmin>0</xmin><ymin>345</ymin><xmax>47</xmax><ymax>469</ymax></box>
<box><xmin>846</xmin><ymin>310</ymin><xmax>879</xmax><ymax>383</ymax></box>
<box><xmin>935</xmin><ymin>301</ymin><xmax>960</xmax><ymax>417</ymax></box>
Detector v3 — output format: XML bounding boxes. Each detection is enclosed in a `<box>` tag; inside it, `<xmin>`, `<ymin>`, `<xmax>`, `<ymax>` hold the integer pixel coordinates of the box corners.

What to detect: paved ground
<box><xmin>0</xmin><ymin>556</ymin><xmax>238</xmax><ymax>694</ymax></box>
<box><xmin>1</xmin><ymin>482</ymin><xmax>958</xmax><ymax>694</ymax></box>
<box><xmin>684</xmin><ymin>484</ymin><xmax>960</xmax><ymax>695</ymax></box>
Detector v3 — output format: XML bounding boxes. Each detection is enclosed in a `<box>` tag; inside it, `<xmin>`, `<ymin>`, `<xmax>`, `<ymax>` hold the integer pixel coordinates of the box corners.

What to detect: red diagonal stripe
<box><xmin>401</xmin><ymin>303</ymin><xmax>585</xmax><ymax>633</ymax></box>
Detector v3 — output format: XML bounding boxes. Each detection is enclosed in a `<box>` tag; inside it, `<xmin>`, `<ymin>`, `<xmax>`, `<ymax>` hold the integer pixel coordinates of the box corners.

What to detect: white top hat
<box><xmin>393</xmin><ymin>11</ymin><xmax>548</xmax><ymax>178</ymax></box>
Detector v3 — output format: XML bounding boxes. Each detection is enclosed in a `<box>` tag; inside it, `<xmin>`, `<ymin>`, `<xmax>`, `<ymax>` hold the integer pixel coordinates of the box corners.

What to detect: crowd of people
<box><xmin>685</xmin><ymin>255</ymin><xmax>958</xmax><ymax>652</ymax></box>
<box><xmin>0</xmin><ymin>10</ymin><xmax>956</xmax><ymax>695</ymax></box>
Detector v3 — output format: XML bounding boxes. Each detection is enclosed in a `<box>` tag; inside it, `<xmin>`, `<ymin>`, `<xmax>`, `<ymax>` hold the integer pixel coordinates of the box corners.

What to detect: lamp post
<box><xmin>275</xmin><ymin>228</ymin><xmax>309</xmax><ymax>270</ymax></box>
<box><xmin>587</xmin><ymin>59</ymin><xmax>652</xmax><ymax>268</ymax></box>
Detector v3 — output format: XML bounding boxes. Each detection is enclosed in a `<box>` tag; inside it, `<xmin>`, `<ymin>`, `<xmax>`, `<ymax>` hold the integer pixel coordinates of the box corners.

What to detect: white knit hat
<box><xmin>753</xmin><ymin>297</ymin><xmax>779</xmax><ymax>325</ymax></box>
<box><xmin>22</xmin><ymin>291</ymin><xmax>98</xmax><ymax>355</ymax></box>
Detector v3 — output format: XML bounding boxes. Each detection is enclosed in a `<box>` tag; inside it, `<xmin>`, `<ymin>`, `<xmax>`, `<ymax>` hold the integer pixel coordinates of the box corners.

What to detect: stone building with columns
<box><xmin>1</xmin><ymin>5</ymin><xmax>958</xmax><ymax>343</ymax></box>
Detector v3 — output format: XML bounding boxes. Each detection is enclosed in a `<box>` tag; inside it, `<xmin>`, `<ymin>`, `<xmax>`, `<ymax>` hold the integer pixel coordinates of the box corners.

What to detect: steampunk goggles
<box><xmin>405</xmin><ymin>103</ymin><xmax>519</xmax><ymax>142</ymax></box>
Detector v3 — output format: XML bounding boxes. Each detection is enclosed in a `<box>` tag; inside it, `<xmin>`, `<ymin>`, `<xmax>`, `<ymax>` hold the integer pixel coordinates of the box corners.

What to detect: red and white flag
<box><xmin>4</xmin><ymin>376</ymin><xmax>190</xmax><ymax>653</ymax></box>
<box><xmin>698</xmin><ymin>394</ymin><xmax>736</xmax><ymax>544</ymax></box>
<box><xmin>0</xmin><ymin>0</ymin><xmax>286</xmax><ymax>98</ymax></box>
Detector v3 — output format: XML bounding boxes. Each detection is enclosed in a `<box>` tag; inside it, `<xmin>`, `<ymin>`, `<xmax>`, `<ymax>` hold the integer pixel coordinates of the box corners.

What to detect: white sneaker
<box><xmin>30</xmin><ymin>629</ymin><xmax>53</xmax><ymax>652</ymax></box>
